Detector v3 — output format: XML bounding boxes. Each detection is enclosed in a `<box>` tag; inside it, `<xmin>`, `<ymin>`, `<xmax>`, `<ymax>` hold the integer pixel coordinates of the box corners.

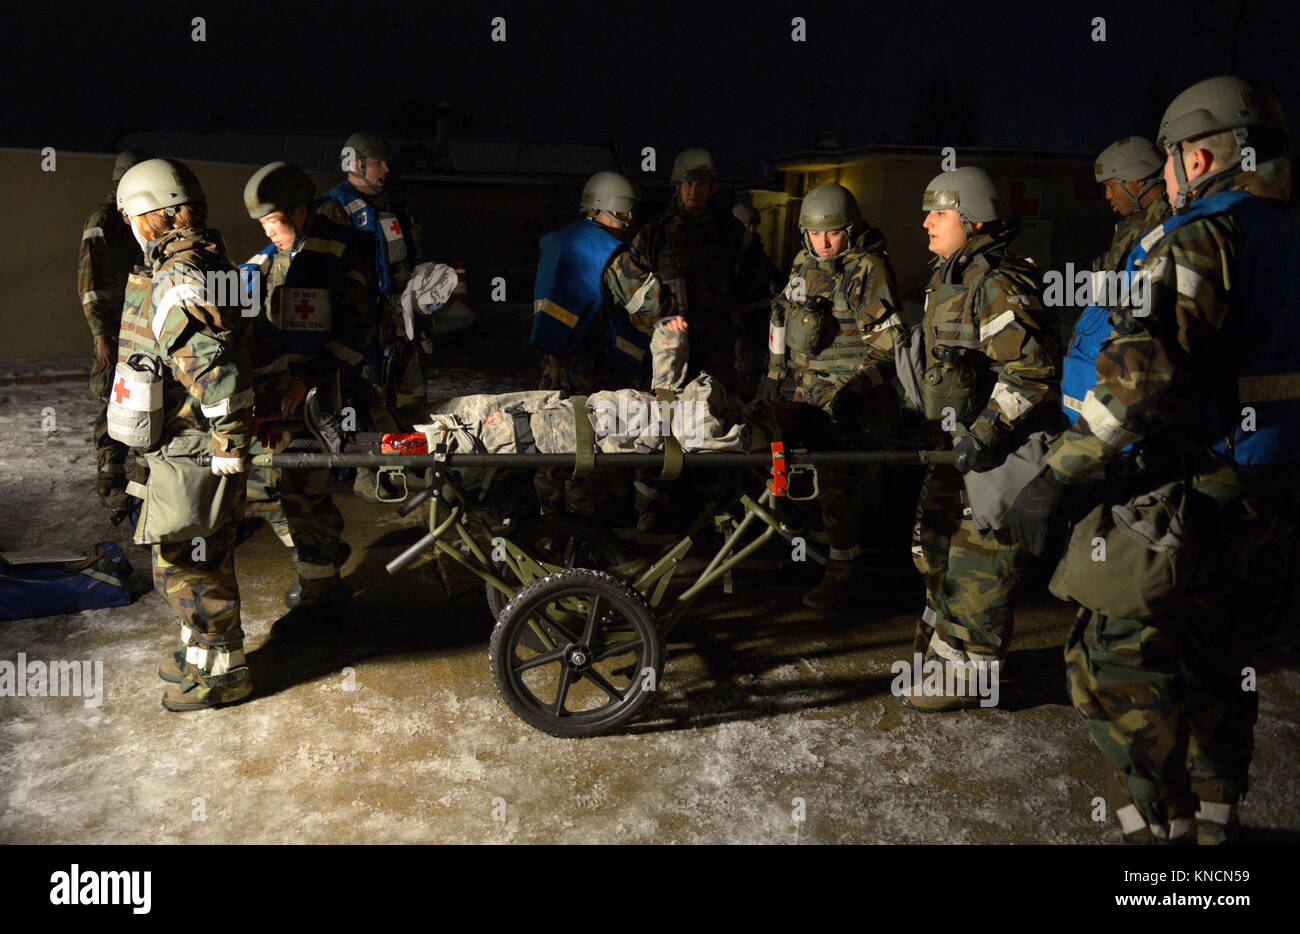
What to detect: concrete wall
<box><xmin>0</xmin><ymin>148</ymin><xmax>336</xmax><ymax>358</ymax></box>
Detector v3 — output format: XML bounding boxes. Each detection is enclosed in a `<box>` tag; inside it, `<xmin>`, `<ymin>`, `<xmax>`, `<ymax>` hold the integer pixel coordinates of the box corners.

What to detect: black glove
<box><xmin>952</xmin><ymin>432</ymin><xmax>999</xmax><ymax>474</ymax></box>
<box><xmin>830</xmin><ymin>385</ymin><xmax>863</xmax><ymax>425</ymax></box>
<box><xmin>756</xmin><ymin>377</ymin><xmax>781</xmax><ymax>404</ymax></box>
<box><xmin>1006</xmin><ymin>466</ymin><xmax>1070</xmax><ymax>557</ymax></box>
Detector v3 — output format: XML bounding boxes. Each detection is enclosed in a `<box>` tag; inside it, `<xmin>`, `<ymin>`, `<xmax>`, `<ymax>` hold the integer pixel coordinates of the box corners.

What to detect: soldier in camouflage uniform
<box><xmin>760</xmin><ymin>184</ymin><xmax>902</xmax><ymax>609</ymax></box>
<box><xmin>77</xmin><ymin>149</ymin><xmax>152</xmax><ymax>508</ymax></box>
<box><xmin>732</xmin><ymin>202</ymin><xmax>784</xmax><ymax>398</ymax></box>
<box><xmin>531</xmin><ymin>171</ymin><xmax>675</xmax><ymax>516</ymax></box>
<box><xmin>1009</xmin><ymin>77</ymin><xmax>1299</xmax><ymax>844</ymax></box>
<box><xmin>627</xmin><ymin>148</ymin><xmax>760</xmax><ymax>528</ymax></box>
<box><xmin>1091</xmin><ymin>137</ymin><xmax>1172</xmax><ymax>273</ymax></box>
<box><xmin>240</xmin><ymin>162</ymin><xmax>373</xmax><ymax>608</ymax></box>
<box><xmin>900</xmin><ymin>167</ymin><xmax>1061</xmax><ymax>711</ymax></box>
<box><xmin>114</xmin><ymin>158</ymin><xmax>255</xmax><ymax>711</ymax></box>
<box><xmin>317</xmin><ymin>132</ymin><xmax>426</xmax><ymax>499</ymax></box>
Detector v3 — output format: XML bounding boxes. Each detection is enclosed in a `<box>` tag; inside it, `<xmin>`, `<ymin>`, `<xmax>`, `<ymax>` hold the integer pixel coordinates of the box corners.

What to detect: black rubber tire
<box><xmin>484</xmin><ymin>516</ymin><xmax>628</xmax><ymax>620</ymax></box>
<box><xmin>489</xmin><ymin>569</ymin><xmax>663</xmax><ymax>738</ymax></box>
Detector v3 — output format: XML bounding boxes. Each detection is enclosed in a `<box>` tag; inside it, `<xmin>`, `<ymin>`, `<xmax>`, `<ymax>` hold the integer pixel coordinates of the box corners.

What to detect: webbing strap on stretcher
<box><xmin>571</xmin><ymin>395</ymin><xmax>595</xmax><ymax>478</ymax></box>
<box><xmin>656</xmin><ymin>389</ymin><xmax>684</xmax><ymax>482</ymax></box>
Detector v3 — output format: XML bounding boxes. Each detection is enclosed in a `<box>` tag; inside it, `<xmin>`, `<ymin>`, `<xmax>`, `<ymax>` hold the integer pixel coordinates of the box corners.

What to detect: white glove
<box><xmin>210</xmin><ymin>453</ymin><xmax>247</xmax><ymax>476</ymax></box>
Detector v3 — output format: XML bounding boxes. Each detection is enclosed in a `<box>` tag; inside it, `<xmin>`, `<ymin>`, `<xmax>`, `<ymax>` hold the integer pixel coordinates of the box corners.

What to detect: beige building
<box><xmin>748</xmin><ymin>145</ymin><xmax>1116</xmax><ymax>306</ymax></box>
<box><xmin>0</xmin><ymin>147</ymin><xmax>337</xmax><ymax>359</ymax></box>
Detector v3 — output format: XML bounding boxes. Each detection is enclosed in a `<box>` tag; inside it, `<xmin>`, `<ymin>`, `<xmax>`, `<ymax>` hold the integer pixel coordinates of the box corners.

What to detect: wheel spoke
<box><xmin>552</xmin><ymin>664</ymin><xmax>574</xmax><ymax>716</ymax></box>
<box><xmin>578</xmin><ymin>667</ymin><xmax>626</xmax><ymax>703</ymax></box>
<box><xmin>512</xmin><ymin>645</ymin><xmax>566</xmax><ymax>673</ymax></box>
<box><xmin>591</xmin><ymin>638</ymin><xmax>643</xmax><ymax>663</ymax></box>
<box><xmin>580</xmin><ymin>593</ymin><xmax>603</xmax><ymax>645</ymax></box>
<box><xmin>537</xmin><ymin>610</ymin><xmax>579</xmax><ymax>645</ymax></box>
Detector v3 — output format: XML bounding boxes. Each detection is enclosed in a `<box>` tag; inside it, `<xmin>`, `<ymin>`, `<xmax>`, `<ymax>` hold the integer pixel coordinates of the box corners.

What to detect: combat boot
<box><xmin>800</xmin><ymin>558</ymin><xmax>863</xmax><ymax>611</ymax></box>
<box><xmin>304</xmin><ymin>386</ymin><xmax>350</xmax><ymax>454</ymax></box>
<box><xmin>284</xmin><ymin>544</ymin><xmax>352</xmax><ymax>608</ymax></box>
<box><xmin>899</xmin><ymin>656</ymin><xmax>993</xmax><ymax>712</ymax></box>
<box><xmin>287</xmin><ymin>573</ymin><xmax>353</xmax><ymax>609</ymax></box>
<box><xmin>161</xmin><ymin>627</ymin><xmax>252</xmax><ymax>712</ymax></box>
<box><xmin>1195</xmin><ymin>801</ymin><xmax>1240</xmax><ymax>845</ymax></box>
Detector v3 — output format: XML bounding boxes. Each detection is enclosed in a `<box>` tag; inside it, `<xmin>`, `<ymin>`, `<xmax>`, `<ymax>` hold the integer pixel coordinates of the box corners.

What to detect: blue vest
<box><xmin>1062</xmin><ymin>187</ymin><xmax>1300</xmax><ymax>466</ymax></box>
<box><xmin>239</xmin><ymin>215</ymin><xmax>354</xmax><ymax>360</ymax></box>
<box><xmin>530</xmin><ymin>219</ymin><xmax>650</xmax><ymax>371</ymax></box>
<box><xmin>317</xmin><ymin>181</ymin><xmax>396</xmax><ymax>293</ymax></box>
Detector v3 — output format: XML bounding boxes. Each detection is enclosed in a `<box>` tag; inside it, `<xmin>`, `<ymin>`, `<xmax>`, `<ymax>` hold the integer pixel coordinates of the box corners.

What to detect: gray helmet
<box><xmin>112</xmin><ymin>149</ymin><xmax>154</xmax><ymax>184</ymax></box>
<box><xmin>922</xmin><ymin>167</ymin><xmax>1000</xmax><ymax>231</ymax></box>
<box><xmin>671</xmin><ymin>147</ymin><xmax>717</xmax><ymax>183</ymax></box>
<box><xmin>244</xmin><ymin>161</ymin><xmax>316</xmax><ymax>219</ymax></box>
<box><xmin>341</xmin><ymin>131</ymin><xmax>393</xmax><ymax>173</ymax></box>
<box><xmin>1094</xmin><ymin>137</ymin><xmax>1163</xmax><ymax>183</ymax></box>
<box><xmin>579</xmin><ymin>171</ymin><xmax>637</xmax><ymax>216</ymax></box>
<box><xmin>732</xmin><ymin>202</ymin><xmax>760</xmax><ymax>226</ymax></box>
<box><xmin>1157</xmin><ymin>76</ymin><xmax>1287</xmax><ymax>209</ymax></box>
<box><xmin>798</xmin><ymin>183</ymin><xmax>862</xmax><ymax>254</ymax></box>
<box><xmin>799</xmin><ymin>183</ymin><xmax>862</xmax><ymax>231</ymax></box>
<box><xmin>116</xmin><ymin>158</ymin><xmax>206</xmax><ymax>218</ymax></box>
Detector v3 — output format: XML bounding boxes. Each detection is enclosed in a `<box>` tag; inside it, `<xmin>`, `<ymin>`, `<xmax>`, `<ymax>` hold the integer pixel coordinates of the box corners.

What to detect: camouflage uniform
<box><xmin>317</xmin><ymin>188</ymin><xmax>425</xmax><ymax>429</ymax></box>
<box><xmin>627</xmin><ymin>196</ymin><xmax>762</xmax><ymax>524</ymax></box>
<box><xmin>78</xmin><ymin>196</ymin><xmax>142</xmax><ymax>500</ymax></box>
<box><xmin>912</xmin><ymin>228</ymin><xmax>1060</xmax><ymax>667</ymax></box>
<box><xmin>1092</xmin><ymin>185</ymin><xmax>1173</xmax><ymax>273</ymax></box>
<box><xmin>124</xmin><ymin>227</ymin><xmax>255</xmax><ymax>701</ymax></box>
<box><xmin>242</xmin><ymin>212</ymin><xmax>371</xmax><ymax>590</ymax></box>
<box><xmin>536</xmin><ymin>234</ymin><xmax>674</xmax><ymax>516</ymax></box>
<box><xmin>631</xmin><ymin>196</ymin><xmax>750</xmax><ymax>392</ymax></box>
<box><xmin>767</xmin><ymin>228</ymin><xmax>902</xmax><ymax>567</ymax></box>
<box><xmin>1044</xmin><ymin>158</ymin><xmax>1299</xmax><ymax>843</ymax></box>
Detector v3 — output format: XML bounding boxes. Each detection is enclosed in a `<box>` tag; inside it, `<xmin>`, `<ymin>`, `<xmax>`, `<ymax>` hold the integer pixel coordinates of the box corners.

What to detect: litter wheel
<box><xmin>489</xmin><ymin>569</ymin><xmax>663</xmax><ymax>738</ymax></box>
<box><xmin>485</xmin><ymin>516</ymin><xmax>628</xmax><ymax>619</ymax></box>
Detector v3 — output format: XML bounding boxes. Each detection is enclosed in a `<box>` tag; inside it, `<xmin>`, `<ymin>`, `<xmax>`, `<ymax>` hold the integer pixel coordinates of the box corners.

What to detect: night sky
<box><xmin>4</xmin><ymin>0</ymin><xmax>1298</xmax><ymax>179</ymax></box>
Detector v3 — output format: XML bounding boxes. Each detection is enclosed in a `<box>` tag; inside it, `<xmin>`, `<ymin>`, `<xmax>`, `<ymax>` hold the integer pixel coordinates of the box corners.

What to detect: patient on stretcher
<box><xmin>418</xmin><ymin>317</ymin><xmax>775</xmax><ymax>456</ymax></box>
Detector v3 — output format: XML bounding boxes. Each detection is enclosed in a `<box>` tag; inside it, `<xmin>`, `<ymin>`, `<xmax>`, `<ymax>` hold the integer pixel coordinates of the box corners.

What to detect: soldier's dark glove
<box><xmin>830</xmin><ymin>385</ymin><xmax>864</xmax><ymax>425</ymax></box>
<box><xmin>1006</xmin><ymin>466</ymin><xmax>1069</xmax><ymax>557</ymax></box>
<box><xmin>756</xmin><ymin>377</ymin><xmax>781</xmax><ymax>404</ymax></box>
<box><xmin>952</xmin><ymin>432</ymin><xmax>999</xmax><ymax>474</ymax></box>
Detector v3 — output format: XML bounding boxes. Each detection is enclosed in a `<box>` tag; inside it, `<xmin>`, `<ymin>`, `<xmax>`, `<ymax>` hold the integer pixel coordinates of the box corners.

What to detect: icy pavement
<box><xmin>1</xmin><ymin>314</ymin><xmax>1298</xmax><ymax>844</ymax></box>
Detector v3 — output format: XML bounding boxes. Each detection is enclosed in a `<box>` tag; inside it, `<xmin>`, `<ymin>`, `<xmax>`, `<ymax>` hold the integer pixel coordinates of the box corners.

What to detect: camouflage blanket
<box><xmin>418</xmin><ymin>319</ymin><xmax>759</xmax><ymax>455</ymax></box>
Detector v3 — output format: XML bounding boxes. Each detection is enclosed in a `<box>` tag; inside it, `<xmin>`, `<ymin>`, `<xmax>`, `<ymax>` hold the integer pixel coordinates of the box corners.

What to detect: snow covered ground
<box><xmin>2</xmin><ymin>312</ymin><xmax>1298</xmax><ymax>844</ymax></box>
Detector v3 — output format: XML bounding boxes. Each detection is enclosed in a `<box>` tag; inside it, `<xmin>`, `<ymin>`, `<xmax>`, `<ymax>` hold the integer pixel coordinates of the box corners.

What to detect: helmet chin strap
<box><xmin>348</xmin><ymin>168</ymin><xmax>384</xmax><ymax>195</ymax></box>
<box><xmin>1132</xmin><ymin>173</ymin><xmax>1162</xmax><ymax>205</ymax></box>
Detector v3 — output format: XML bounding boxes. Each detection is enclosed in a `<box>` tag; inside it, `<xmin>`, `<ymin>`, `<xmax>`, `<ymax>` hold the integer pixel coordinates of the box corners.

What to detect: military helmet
<box><xmin>1157</xmin><ymin>75</ymin><xmax>1287</xmax><ymax>152</ymax></box>
<box><xmin>1158</xmin><ymin>75</ymin><xmax>1287</xmax><ymax>208</ymax></box>
<box><xmin>112</xmin><ymin>149</ymin><xmax>154</xmax><ymax>184</ymax></box>
<box><xmin>799</xmin><ymin>184</ymin><xmax>862</xmax><ymax>232</ymax></box>
<box><xmin>579</xmin><ymin>171</ymin><xmax>637</xmax><ymax>216</ymax></box>
<box><xmin>244</xmin><ymin>161</ymin><xmax>316</xmax><ymax>219</ymax></box>
<box><xmin>922</xmin><ymin>167</ymin><xmax>1000</xmax><ymax>229</ymax></box>
<box><xmin>671</xmin><ymin>148</ymin><xmax>717</xmax><ymax>183</ymax></box>
<box><xmin>732</xmin><ymin>202</ymin><xmax>760</xmax><ymax>226</ymax></box>
<box><xmin>1094</xmin><ymin>137</ymin><xmax>1163</xmax><ymax>183</ymax></box>
<box><xmin>341</xmin><ymin>131</ymin><xmax>393</xmax><ymax>172</ymax></box>
<box><xmin>116</xmin><ymin>158</ymin><xmax>206</xmax><ymax>218</ymax></box>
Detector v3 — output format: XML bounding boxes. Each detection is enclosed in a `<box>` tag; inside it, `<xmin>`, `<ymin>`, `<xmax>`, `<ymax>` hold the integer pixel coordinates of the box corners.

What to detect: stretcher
<box><xmin>244</xmin><ymin>434</ymin><xmax>956</xmax><ymax>737</ymax></box>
